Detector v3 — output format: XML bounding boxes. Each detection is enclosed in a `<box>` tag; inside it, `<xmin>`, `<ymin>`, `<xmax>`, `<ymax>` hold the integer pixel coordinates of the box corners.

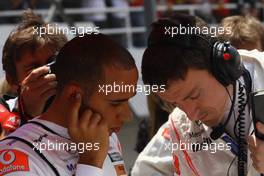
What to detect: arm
<box><xmin>65</xmin><ymin>91</ymin><xmax>109</xmax><ymax>175</ymax></box>
<box><xmin>131</xmin><ymin>123</ymin><xmax>174</xmax><ymax>176</ymax></box>
<box><xmin>248</xmin><ymin>122</ymin><xmax>264</xmax><ymax>174</ymax></box>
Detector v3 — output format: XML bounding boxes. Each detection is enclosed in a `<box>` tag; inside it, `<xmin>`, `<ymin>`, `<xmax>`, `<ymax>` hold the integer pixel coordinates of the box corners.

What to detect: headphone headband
<box><xmin>147</xmin><ymin>27</ymin><xmax>243</xmax><ymax>86</ymax></box>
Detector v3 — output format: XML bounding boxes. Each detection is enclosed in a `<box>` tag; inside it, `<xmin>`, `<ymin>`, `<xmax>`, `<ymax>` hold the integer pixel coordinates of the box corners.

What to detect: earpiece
<box><xmin>148</xmin><ymin>19</ymin><xmax>244</xmax><ymax>87</ymax></box>
<box><xmin>211</xmin><ymin>41</ymin><xmax>243</xmax><ymax>86</ymax></box>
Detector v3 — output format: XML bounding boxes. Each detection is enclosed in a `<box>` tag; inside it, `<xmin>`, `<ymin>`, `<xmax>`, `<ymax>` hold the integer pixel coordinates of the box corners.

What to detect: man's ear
<box><xmin>5</xmin><ymin>74</ymin><xmax>19</xmax><ymax>93</ymax></box>
<box><xmin>61</xmin><ymin>83</ymin><xmax>84</xmax><ymax>101</ymax></box>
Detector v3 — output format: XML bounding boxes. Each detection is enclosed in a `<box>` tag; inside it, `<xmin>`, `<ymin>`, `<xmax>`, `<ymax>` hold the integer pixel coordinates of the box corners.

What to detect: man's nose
<box><xmin>180</xmin><ymin>101</ymin><xmax>199</xmax><ymax>121</ymax></box>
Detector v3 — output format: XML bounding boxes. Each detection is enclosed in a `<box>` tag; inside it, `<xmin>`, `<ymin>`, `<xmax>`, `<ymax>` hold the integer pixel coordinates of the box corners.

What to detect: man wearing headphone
<box><xmin>131</xmin><ymin>13</ymin><xmax>264</xmax><ymax>176</ymax></box>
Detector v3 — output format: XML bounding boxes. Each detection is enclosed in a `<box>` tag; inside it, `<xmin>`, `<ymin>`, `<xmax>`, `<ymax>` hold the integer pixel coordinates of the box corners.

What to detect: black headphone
<box><xmin>147</xmin><ymin>17</ymin><xmax>244</xmax><ymax>86</ymax></box>
<box><xmin>211</xmin><ymin>41</ymin><xmax>244</xmax><ymax>86</ymax></box>
<box><xmin>210</xmin><ymin>41</ymin><xmax>244</xmax><ymax>139</ymax></box>
<box><xmin>148</xmin><ymin>33</ymin><xmax>244</xmax><ymax>87</ymax></box>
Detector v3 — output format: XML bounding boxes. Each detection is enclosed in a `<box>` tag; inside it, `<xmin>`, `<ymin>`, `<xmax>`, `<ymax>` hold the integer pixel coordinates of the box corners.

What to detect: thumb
<box><xmin>256</xmin><ymin>122</ymin><xmax>264</xmax><ymax>134</ymax></box>
<box><xmin>248</xmin><ymin>135</ymin><xmax>256</xmax><ymax>148</ymax></box>
<box><xmin>66</xmin><ymin>92</ymin><xmax>82</xmax><ymax>129</ymax></box>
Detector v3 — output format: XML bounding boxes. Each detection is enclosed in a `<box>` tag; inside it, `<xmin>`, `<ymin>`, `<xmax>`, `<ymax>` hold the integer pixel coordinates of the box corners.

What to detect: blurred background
<box><xmin>0</xmin><ymin>0</ymin><xmax>264</xmax><ymax>173</ymax></box>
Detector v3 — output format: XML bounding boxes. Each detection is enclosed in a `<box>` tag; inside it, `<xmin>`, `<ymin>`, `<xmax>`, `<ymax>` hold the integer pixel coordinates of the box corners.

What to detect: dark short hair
<box><xmin>2</xmin><ymin>9</ymin><xmax>67</xmax><ymax>82</ymax></box>
<box><xmin>142</xmin><ymin>13</ymin><xmax>217</xmax><ymax>88</ymax></box>
<box><xmin>54</xmin><ymin>33</ymin><xmax>136</xmax><ymax>96</ymax></box>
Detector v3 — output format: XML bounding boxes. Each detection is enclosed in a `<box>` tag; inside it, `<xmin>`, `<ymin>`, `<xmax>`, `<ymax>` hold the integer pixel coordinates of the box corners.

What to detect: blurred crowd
<box><xmin>0</xmin><ymin>0</ymin><xmax>264</xmax><ymax>47</ymax></box>
<box><xmin>0</xmin><ymin>0</ymin><xmax>263</xmax><ymax>47</ymax></box>
<box><xmin>0</xmin><ymin>0</ymin><xmax>264</xmax><ymax>21</ymax></box>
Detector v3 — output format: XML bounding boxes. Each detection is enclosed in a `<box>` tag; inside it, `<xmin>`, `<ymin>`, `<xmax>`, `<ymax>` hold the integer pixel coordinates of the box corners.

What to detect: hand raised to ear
<box><xmin>20</xmin><ymin>66</ymin><xmax>57</xmax><ymax>117</ymax></box>
<box><xmin>66</xmin><ymin>91</ymin><xmax>109</xmax><ymax>168</ymax></box>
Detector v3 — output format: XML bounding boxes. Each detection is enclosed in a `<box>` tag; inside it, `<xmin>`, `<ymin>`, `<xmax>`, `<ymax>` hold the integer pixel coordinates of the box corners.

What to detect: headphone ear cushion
<box><xmin>212</xmin><ymin>42</ymin><xmax>229</xmax><ymax>86</ymax></box>
<box><xmin>226</xmin><ymin>45</ymin><xmax>244</xmax><ymax>79</ymax></box>
<box><xmin>211</xmin><ymin>41</ymin><xmax>243</xmax><ymax>86</ymax></box>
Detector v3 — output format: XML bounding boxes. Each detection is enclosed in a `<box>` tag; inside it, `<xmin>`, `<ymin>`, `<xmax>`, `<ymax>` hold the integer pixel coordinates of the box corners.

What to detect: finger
<box><xmin>24</xmin><ymin>80</ymin><xmax>57</xmax><ymax>98</ymax></box>
<box><xmin>41</xmin><ymin>88</ymin><xmax>57</xmax><ymax>101</ymax></box>
<box><xmin>80</xmin><ymin>110</ymin><xmax>93</xmax><ymax>130</ymax></box>
<box><xmin>21</xmin><ymin>84</ymin><xmax>56</xmax><ymax>104</ymax></box>
<box><xmin>38</xmin><ymin>81</ymin><xmax>57</xmax><ymax>96</ymax></box>
<box><xmin>27</xmin><ymin>74</ymin><xmax>56</xmax><ymax>89</ymax></box>
<box><xmin>89</xmin><ymin>113</ymin><xmax>102</xmax><ymax>127</ymax></box>
<box><xmin>248</xmin><ymin>135</ymin><xmax>256</xmax><ymax>147</ymax></box>
<box><xmin>248</xmin><ymin>144</ymin><xmax>255</xmax><ymax>153</ymax></box>
<box><xmin>20</xmin><ymin>85</ymin><xmax>43</xmax><ymax>99</ymax></box>
<box><xmin>23</xmin><ymin>66</ymin><xmax>50</xmax><ymax>83</ymax></box>
<box><xmin>67</xmin><ymin>92</ymin><xmax>82</xmax><ymax>130</ymax></box>
<box><xmin>256</xmin><ymin>122</ymin><xmax>264</xmax><ymax>134</ymax></box>
<box><xmin>98</xmin><ymin>115</ymin><xmax>109</xmax><ymax>132</ymax></box>
<box><xmin>22</xmin><ymin>83</ymin><xmax>56</xmax><ymax>102</ymax></box>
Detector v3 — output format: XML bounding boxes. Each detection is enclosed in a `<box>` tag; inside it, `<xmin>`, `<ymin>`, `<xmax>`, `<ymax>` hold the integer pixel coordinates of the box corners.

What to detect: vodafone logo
<box><xmin>0</xmin><ymin>150</ymin><xmax>15</xmax><ymax>165</ymax></box>
<box><xmin>0</xmin><ymin>149</ymin><xmax>29</xmax><ymax>175</ymax></box>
